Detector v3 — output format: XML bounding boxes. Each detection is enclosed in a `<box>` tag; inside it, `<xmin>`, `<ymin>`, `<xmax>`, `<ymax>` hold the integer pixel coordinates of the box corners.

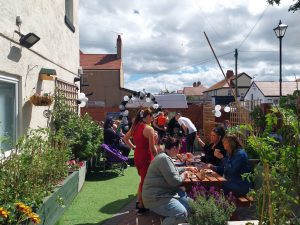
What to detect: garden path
<box><xmin>102</xmin><ymin>199</ymin><xmax>163</xmax><ymax>225</ymax></box>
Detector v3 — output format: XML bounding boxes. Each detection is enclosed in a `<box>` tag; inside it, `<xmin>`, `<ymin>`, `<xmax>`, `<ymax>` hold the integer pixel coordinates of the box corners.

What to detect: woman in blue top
<box><xmin>208</xmin><ymin>134</ymin><xmax>251</xmax><ymax>197</ymax></box>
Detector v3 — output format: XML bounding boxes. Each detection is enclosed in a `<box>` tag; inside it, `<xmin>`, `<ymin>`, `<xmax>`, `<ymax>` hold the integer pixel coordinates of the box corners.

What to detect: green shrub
<box><xmin>52</xmin><ymin>97</ymin><xmax>103</xmax><ymax>160</ymax></box>
<box><xmin>0</xmin><ymin>128</ymin><xmax>71</xmax><ymax>224</ymax></box>
<box><xmin>187</xmin><ymin>186</ymin><xmax>236</xmax><ymax>225</ymax></box>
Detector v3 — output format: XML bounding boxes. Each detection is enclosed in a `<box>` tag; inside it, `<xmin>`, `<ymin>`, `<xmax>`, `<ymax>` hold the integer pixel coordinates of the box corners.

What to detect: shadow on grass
<box><xmin>99</xmin><ymin>194</ymin><xmax>135</xmax><ymax>214</ymax></box>
<box><xmin>85</xmin><ymin>169</ymin><xmax>119</xmax><ymax>182</ymax></box>
<box><xmin>74</xmin><ymin>195</ymin><xmax>135</xmax><ymax>225</ymax></box>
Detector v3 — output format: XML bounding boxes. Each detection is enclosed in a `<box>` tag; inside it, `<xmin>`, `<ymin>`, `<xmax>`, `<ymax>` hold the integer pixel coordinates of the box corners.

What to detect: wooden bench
<box><xmin>236</xmin><ymin>195</ymin><xmax>254</xmax><ymax>207</ymax></box>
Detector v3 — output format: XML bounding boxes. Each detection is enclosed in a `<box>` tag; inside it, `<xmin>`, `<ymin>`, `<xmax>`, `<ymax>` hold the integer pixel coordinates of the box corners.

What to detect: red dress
<box><xmin>132</xmin><ymin>122</ymin><xmax>154</xmax><ymax>193</ymax></box>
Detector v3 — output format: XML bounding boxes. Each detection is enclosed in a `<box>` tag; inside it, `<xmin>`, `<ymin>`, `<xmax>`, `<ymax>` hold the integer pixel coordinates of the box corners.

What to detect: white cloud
<box><xmin>80</xmin><ymin>0</ymin><xmax>300</xmax><ymax>94</ymax></box>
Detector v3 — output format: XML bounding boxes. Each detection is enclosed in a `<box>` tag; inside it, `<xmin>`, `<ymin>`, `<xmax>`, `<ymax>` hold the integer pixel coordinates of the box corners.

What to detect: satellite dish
<box><xmin>224</xmin><ymin>106</ymin><xmax>231</xmax><ymax>112</ymax></box>
<box><xmin>215</xmin><ymin>105</ymin><xmax>221</xmax><ymax>111</ymax></box>
<box><xmin>214</xmin><ymin>110</ymin><xmax>221</xmax><ymax>117</ymax></box>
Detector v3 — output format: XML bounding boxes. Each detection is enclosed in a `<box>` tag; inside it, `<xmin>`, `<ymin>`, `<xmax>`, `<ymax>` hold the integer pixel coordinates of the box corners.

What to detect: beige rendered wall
<box><xmin>0</xmin><ymin>0</ymin><xmax>79</xmax><ymax>135</ymax></box>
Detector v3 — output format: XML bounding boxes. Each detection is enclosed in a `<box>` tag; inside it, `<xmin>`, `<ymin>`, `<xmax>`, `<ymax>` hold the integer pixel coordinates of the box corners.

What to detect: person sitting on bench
<box><xmin>206</xmin><ymin>134</ymin><xmax>251</xmax><ymax>197</ymax></box>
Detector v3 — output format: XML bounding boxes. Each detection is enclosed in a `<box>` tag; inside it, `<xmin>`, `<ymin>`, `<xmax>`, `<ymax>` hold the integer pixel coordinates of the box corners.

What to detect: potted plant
<box><xmin>187</xmin><ymin>186</ymin><xmax>236</xmax><ymax>225</ymax></box>
<box><xmin>30</xmin><ymin>93</ymin><xmax>53</xmax><ymax>106</ymax></box>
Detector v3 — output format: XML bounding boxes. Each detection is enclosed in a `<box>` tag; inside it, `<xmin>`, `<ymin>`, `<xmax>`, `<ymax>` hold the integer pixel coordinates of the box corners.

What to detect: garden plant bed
<box><xmin>35</xmin><ymin>171</ymin><xmax>79</xmax><ymax>225</ymax></box>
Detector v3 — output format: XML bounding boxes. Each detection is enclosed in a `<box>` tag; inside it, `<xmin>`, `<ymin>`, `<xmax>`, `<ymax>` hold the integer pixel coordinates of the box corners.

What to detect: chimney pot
<box><xmin>117</xmin><ymin>35</ymin><xmax>122</xmax><ymax>59</ymax></box>
<box><xmin>226</xmin><ymin>70</ymin><xmax>234</xmax><ymax>79</ymax></box>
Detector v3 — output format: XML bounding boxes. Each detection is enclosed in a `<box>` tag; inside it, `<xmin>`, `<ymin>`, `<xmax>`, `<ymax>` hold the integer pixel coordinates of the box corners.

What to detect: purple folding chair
<box><xmin>100</xmin><ymin>144</ymin><xmax>129</xmax><ymax>175</ymax></box>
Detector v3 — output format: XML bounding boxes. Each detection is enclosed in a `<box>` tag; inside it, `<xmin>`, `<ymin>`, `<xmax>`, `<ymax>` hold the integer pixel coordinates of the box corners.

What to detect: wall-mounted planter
<box><xmin>30</xmin><ymin>94</ymin><xmax>53</xmax><ymax>106</ymax></box>
<box><xmin>34</xmin><ymin>171</ymin><xmax>79</xmax><ymax>225</ymax></box>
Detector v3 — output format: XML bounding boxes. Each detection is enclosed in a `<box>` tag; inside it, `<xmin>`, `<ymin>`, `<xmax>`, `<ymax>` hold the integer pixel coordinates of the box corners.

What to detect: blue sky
<box><xmin>79</xmin><ymin>0</ymin><xmax>300</xmax><ymax>94</ymax></box>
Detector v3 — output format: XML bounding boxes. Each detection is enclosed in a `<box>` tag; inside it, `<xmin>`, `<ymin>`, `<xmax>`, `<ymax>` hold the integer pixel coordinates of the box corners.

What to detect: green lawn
<box><xmin>57</xmin><ymin>159</ymin><xmax>138</xmax><ymax>225</ymax></box>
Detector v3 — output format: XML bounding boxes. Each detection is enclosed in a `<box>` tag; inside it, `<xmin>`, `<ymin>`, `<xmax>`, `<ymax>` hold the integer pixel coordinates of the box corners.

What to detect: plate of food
<box><xmin>204</xmin><ymin>169</ymin><xmax>213</xmax><ymax>174</ymax></box>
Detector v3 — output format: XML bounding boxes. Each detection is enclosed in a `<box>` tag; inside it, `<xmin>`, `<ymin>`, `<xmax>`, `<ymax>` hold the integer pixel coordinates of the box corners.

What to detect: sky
<box><xmin>79</xmin><ymin>0</ymin><xmax>300</xmax><ymax>94</ymax></box>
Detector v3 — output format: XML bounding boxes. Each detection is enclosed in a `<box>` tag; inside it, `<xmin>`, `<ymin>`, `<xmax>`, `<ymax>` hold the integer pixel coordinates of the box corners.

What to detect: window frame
<box><xmin>0</xmin><ymin>75</ymin><xmax>19</xmax><ymax>153</ymax></box>
<box><xmin>65</xmin><ymin>0</ymin><xmax>75</xmax><ymax>32</ymax></box>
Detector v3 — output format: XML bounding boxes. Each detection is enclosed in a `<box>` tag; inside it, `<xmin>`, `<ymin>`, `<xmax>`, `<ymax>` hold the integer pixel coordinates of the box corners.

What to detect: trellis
<box><xmin>229</xmin><ymin>100</ymin><xmax>261</xmax><ymax>145</ymax></box>
<box><xmin>202</xmin><ymin>104</ymin><xmax>216</xmax><ymax>143</ymax></box>
<box><xmin>55</xmin><ymin>79</ymin><xmax>78</xmax><ymax>112</ymax></box>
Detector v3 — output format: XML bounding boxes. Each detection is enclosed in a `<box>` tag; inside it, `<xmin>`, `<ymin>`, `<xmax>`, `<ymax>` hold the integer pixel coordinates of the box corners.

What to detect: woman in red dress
<box><xmin>123</xmin><ymin>108</ymin><xmax>158</xmax><ymax>214</ymax></box>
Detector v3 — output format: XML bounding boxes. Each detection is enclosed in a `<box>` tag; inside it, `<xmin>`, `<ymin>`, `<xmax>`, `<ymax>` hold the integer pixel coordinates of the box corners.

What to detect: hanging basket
<box><xmin>30</xmin><ymin>94</ymin><xmax>53</xmax><ymax>106</ymax></box>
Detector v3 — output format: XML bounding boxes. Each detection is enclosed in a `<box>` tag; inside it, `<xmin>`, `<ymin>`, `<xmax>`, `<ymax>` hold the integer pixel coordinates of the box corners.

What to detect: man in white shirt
<box><xmin>175</xmin><ymin>113</ymin><xmax>197</xmax><ymax>153</ymax></box>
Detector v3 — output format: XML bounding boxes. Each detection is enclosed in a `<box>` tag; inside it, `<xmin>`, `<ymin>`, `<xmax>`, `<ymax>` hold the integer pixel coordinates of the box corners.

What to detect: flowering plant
<box><xmin>0</xmin><ymin>202</ymin><xmax>41</xmax><ymax>224</ymax></box>
<box><xmin>30</xmin><ymin>93</ymin><xmax>53</xmax><ymax>106</ymax></box>
<box><xmin>67</xmin><ymin>159</ymin><xmax>85</xmax><ymax>171</ymax></box>
<box><xmin>187</xmin><ymin>185</ymin><xmax>236</xmax><ymax>225</ymax></box>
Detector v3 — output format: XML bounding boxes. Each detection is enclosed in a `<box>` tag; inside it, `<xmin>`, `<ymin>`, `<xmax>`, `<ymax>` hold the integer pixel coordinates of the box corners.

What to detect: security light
<box><xmin>19</xmin><ymin>32</ymin><xmax>40</xmax><ymax>48</ymax></box>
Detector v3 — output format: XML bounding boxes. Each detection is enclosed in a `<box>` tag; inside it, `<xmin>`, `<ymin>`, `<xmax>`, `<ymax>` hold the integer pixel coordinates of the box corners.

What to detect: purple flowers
<box><xmin>187</xmin><ymin>184</ymin><xmax>237</xmax><ymax>225</ymax></box>
<box><xmin>188</xmin><ymin>183</ymin><xmax>236</xmax><ymax>204</ymax></box>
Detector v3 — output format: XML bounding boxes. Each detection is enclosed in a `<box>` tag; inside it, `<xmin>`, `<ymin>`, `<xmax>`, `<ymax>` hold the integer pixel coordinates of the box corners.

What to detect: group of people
<box><xmin>103</xmin><ymin>108</ymin><xmax>252</xmax><ymax>225</ymax></box>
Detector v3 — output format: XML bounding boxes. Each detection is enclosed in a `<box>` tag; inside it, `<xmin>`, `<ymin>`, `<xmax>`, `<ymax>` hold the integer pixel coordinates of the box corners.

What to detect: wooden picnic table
<box><xmin>175</xmin><ymin>153</ymin><xmax>226</xmax><ymax>191</ymax></box>
<box><xmin>182</xmin><ymin>170</ymin><xmax>226</xmax><ymax>188</ymax></box>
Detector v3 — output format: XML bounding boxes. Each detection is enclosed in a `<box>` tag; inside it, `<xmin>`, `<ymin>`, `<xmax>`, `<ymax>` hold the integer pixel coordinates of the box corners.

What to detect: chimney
<box><xmin>226</xmin><ymin>70</ymin><xmax>234</xmax><ymax>79</ymax></box>
<box><xmin>117</xmin><ymin>35</ymin><xmax>122</xmax><ymax>59</ymax></box>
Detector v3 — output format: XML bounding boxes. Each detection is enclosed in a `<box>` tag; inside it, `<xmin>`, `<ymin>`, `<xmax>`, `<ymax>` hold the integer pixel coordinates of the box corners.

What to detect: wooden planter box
<box><xmin>34</xmin><ymin>171</ymin><xmax>79</xmax><ymax>225</ymax></box>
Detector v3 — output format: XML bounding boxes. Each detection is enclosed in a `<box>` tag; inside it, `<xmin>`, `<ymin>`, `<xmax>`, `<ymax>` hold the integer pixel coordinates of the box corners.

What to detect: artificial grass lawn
<box><xmin>57</xmin><ymin>163</ymin><xmax>139</xmax><ymax>224</ymax></box>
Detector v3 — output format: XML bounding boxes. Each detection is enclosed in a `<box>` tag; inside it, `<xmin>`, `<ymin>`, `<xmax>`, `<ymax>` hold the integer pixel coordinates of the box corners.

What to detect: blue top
<box><xmin>216</xmin><ymin>149</ymin><xmax>251</xmax><ymax>197</ymax></box>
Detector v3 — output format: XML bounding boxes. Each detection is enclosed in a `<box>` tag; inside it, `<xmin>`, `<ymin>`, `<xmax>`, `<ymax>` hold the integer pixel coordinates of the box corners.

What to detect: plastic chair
<box><xmin>100</xmin><ymin>144</ymin><xmax>129</xmax><ymax>175</ymax></box>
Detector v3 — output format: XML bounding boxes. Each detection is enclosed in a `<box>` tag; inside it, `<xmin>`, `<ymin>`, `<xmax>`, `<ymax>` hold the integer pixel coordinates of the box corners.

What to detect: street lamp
<box><xmin>273</xmin><ymin>20</ymin><xmax>288</xmax><ymax>97</ymax></box>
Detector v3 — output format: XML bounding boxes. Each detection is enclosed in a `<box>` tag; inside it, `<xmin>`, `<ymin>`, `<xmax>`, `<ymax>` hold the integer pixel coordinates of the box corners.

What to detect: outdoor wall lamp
<box><xmin>15</xmin><ymin>30</ymin><xmax>40</xmax><ymax>48</ymax></box>
<box><xmin>273</xmin><ymin>20</ymin><xmax>288</xmax><ymax>97</ymax></box>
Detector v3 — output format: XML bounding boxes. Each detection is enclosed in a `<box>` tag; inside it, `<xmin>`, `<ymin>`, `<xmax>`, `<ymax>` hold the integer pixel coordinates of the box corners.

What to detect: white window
<box><xmin>0</xmin><ymin>76</ymin><xmax>18</xmax><ymax>152</ymax></box>
<box><xmin>65</xmin><ymin>0</ymin><xmax>75</xmax><ymax>32</ymax></box>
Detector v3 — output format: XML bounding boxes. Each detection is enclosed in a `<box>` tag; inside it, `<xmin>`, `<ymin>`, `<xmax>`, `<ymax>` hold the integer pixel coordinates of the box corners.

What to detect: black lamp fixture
<box><xmin>14</xmin><ymin>16</ymin><xmax>40</xmax><ymax>49</ymax></box>
<box><xmin>20</xmin><ymin>33</ymin><xmax>40</xmax><ymax>48</ymax></box>
<box><xmin>15</xmin><ymin>30</ymin><xmax>40</xmax><ymax>48</ymax></box>
<box><xmin>273</xmin><ymin>20</ymin><xmax>288</xmax><ymax>97</ymax></box>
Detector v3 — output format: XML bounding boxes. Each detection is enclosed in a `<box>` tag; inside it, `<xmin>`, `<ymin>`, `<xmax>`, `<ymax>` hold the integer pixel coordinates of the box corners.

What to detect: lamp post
<box><xmin>273</xmin><ymin>20</ymin><xmax>288</xmax><ymax>97</ymax></box>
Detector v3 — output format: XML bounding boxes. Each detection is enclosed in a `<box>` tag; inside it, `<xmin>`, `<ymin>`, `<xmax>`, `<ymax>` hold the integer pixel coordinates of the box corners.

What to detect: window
<box><xmin>0</xmin><ymin>76</ymin><xmax>18</xmax><ymax>152</ymax></box>
<box><xmin>227</xmin><ymin>89</ymin><xmax>231</xmax><ymax>96</ymax></box>
<box><xmin>65</xmin><ymin>0</ymin><xmax>75</xmax><ymax>32</ymax></box>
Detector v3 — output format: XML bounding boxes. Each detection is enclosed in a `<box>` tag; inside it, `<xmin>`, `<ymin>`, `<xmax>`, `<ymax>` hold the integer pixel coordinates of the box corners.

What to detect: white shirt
<box><xmin>177</xmin><ymin>117</ymin><xmax>197</xmax><ymax>134</ymax></box>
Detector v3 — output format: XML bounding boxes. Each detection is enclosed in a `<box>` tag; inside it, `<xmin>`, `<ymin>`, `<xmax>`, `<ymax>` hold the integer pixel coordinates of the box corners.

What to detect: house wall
<box><xmin>82</xmin><ymin>70</ymin><xmax>127</xmax><ymax>107</ymax></box>
<box><xmin>0</xmin><ymin>0</ymin><xmax>79</xmax><ymax>136</ymax></box>
<box><xmin>244</xmin><ymin>86</ymin><xmax>265</xmax><ymax>102</ymax></box>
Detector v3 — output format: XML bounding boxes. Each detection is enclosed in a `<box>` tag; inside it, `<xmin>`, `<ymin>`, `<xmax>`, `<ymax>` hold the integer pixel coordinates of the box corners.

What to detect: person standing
<box><xmin>175</xmin><ymin>113</ymin><xmax>197</xmax><ymax>153</ymax></box>
<box><xmin>123</xmin><ymin>108</ymin><xmax>158</xmax><ymax>214</ymax></box>
<box><xmin>153</xmin><ymin>110</ymin><xmax>169</xmax><ymax>144</ymax></box>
